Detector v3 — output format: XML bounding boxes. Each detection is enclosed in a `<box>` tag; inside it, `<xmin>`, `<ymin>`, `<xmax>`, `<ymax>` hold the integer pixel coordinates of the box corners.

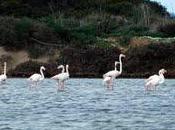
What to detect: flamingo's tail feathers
<box><xmin>51</xmin><ymin>76</ymin><xmax>58</xmax><ymax>80</ymax></box>
<box><xmin>51</xmin><ymin>76</ymin><xmax>55</xmax><ymax>79</ymax></box>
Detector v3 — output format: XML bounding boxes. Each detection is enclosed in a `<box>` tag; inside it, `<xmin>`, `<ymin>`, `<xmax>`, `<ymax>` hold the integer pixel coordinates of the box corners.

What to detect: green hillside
<box><xmin>0</xmin><ymin>0</ymin><xmax>175</xmax><ymax>77</ymax></box>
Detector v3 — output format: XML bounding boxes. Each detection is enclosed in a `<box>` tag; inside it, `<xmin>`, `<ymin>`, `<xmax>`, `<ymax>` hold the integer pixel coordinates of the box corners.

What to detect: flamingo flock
<box><xmin>0</xmin><ymin>53</ymin><xmax>167</xmax><ymax>91</ymax></box>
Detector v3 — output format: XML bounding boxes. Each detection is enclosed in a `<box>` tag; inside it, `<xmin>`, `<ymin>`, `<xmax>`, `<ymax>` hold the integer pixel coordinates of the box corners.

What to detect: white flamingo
<box><xmin>145</xmin><ymin>69</ymin><xmax>167</xmax><ymax>90</ymax></box>
<box><xmin>103</xmin><ymin>61</ymin><xmax>120</xmax><ymax>88</ymax></box>
<box><xmin>51</xmin><ymin>65</ymin><xmax>65</xmax><ymax>80</ymax></box>
<box><xmin>103</xmin><ymin>54</ymin><xmax>125</xmax><ymax>88</ymax></box>
<box><xmin>103</xmin><ymin>54</ymin><xmax>125</xmax><ymax>78</ymax></box>
<box><xmin>28</xmin><ymin>66</ymin><xmax>46</xmax><ymax>87</ymax></box>
<box><xmin>0</xmin><ymin>62</ymin><xmax>7</xmax><ymax>83</ymax></box>
<box><xmin>54</xmin><ymin>65</ymin><xmax>69</xmax><ymax>90</ymax></box>
<box><xmin>51</xmin><ymin>65</ymin><xmax>65</xmax><ymax>88</ymax></box>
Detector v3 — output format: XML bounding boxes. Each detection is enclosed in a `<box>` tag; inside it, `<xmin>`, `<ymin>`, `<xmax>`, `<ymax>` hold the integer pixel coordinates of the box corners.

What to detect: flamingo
<box><xmin>103</xmin><ymin>54</ymin><xmax>125</xmax><ymax>88</ymax></box>
<box><xmin>103</xmin><ymin>54</ymin><xmax>125</xmax><ymax>78</ymax></box>
<box><xmin>145</xmin><ymin>69</ymin><xmax>167</xmax><ymax>90</ymax></box>
<box><xmin>27</xmin><ymin>66</ymin><xmax>46</xmax><ymax>87</ymax></box>
<box><xmin>51</xmin><ymin>65</ymin><xmax>65</xmax><ymax>80</ymax></box>
<box><xmin>51</xmin><ymin>65</ymin><xmax>65</xmax><ymax>88</ymax></box>
<box><xmin>103</xmin><ymin>61</ymin><xmax>120</xmax><ymax>88</ymax></box>
<box><xmin>53</xmin><ymin>65</ymin><xmax>69</xmax><ymax>90</ymax></box>
<box><xmin>0</xmin><ymin>62</ymin><xmax>7</xmax><ymax>84</ymax></box>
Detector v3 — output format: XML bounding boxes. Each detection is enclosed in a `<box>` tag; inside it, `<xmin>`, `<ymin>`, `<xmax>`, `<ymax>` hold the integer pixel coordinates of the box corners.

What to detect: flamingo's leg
<box><xmin>29</xmin><ymin>81</ymin><xmax>36</xmax><ymax>90</ymax></box>
<box><xmin>57</xmin><ymin>81</ymin><xmax>63</xmax><ymax>91</ymax></box>
<box><xmin>145</xmin><ymin>82</ymin><xmax>152</xmax><ymax>91</ymax></box>
<box><xmin>150</xmin><ymin>83</ymin><xmax>154</xmax><ymax>91</ymax></box>
<box><xmin>144</xmin><ymin>84</ymin><xmax>148</xmax><ymax>91</ymax></box>
<box><xmin>106</xmin><ymin>80</ymin><xmax>110</xmax><ymax>88</ymax></box>
<box><xmin>60</xmin><ymin>82</ymin><xmax>64</xmax><ymax>90</ymax></box>
<box><xmin>148</xmin><ymin>84</ymin><xmax>152</xmax><ymax>91</ymax></box>
<box><xmin>154</xmin><ymin>85</ymin><xmax>157</xmax><ymax>91</ymax></box>
<box><xmin>62</xmin><ymin>82</ymin><xmax>65</xmax><ymax>89</ymax></box>
<box><xmin>35</xmin><ymin>82</ymin><xmax>37</xmax><ymax>86</ymax></box>
<box><xmin>57</xmin><ymin>81</ymin><xmax>60</xmax><ymax>91</ymax></box>
<box><xmin>56</xmin><ymin>81</ymin><xmax>59</xmax><ymax>91</ymax></box>
<box><xmin>109</xmin><ymin>79</ymin><xmax>113</xmax><ymax>89</ymax></box>
<box><xmin>56</xmin><ymin>81</ymin><xmax>59</xmax><ymax>86</ymax></box>
<box><xmin>28</xmin><ymin>83</ymin><xmax>32</xmax><ymax>90</ymax></box>
<box><xmin>35</xmin><ymin>81</ymin><xmax>39</xmax><ymax>90</ymax></box>
<box><xmin>29</xmin><ymin>82</ymin><xmax>34</xmax><ymax>90</ymax></box>
<box><xmin>146</xmin><ymin>83</ymin><xmax>154</xmax><ymax>91</ymax></box>
<box><xmin>107</xmin><ymin>83</ymin><xmax>110</xmax><ymax>88</ymax></box>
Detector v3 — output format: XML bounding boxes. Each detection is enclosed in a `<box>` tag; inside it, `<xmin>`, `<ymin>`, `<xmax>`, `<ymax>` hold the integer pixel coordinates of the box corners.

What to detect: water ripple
<box><xmin>0</xmin><ymin>78</ymin><xmax>175</xmax><ymax>130</ymax></box>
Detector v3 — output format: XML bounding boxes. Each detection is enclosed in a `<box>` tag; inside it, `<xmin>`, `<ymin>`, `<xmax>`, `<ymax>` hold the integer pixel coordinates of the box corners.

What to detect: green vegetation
<box><xmin>1</xmin><ymin>0</ymin><xmax>175</xmax><ymax>77</ymax></box>
<box><xmin>0</xmin><ymin>0</ymin><xmax>174</xmax><ymax>54</ymax></box>
<box><xmin>125</xmin><ymin>42</ymin><xmax>175</xmax><ymax>77</ymax></box>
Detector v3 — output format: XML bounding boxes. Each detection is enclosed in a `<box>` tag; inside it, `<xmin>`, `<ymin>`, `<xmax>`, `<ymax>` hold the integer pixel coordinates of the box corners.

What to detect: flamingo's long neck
<box><xmin>119</xmin><ymin>56</ymin><xmax>123</xmax><ymax>74</ymax></box>
<box><xmin>40</xmin><ymin>68</ymin><xmax>44</xmax><ymax>79</ymax></box>
<box><xmin>159</xmin><ymin>71</ymin><xmax>165</xmax><ymax>84</ymax></box>
<box><xmin>66</xmin><ymin>66</ymin><xmax>69</xmax><ymax>74</ymax></box>
<box><xmin>115</xmin><ymin>64</ymin><xmax>117</xmax><ymax>71</ymax></box>
<box><xmin>4</xmin><ymin>62</ymin><xmax>6</xmax><ymax>75</ymax></box>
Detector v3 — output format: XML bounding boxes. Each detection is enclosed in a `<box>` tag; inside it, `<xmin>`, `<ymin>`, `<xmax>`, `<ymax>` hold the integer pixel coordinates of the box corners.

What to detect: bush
<box><xmin>10</xmin><ymin>61</ymin><xmax>57</xmax><ymax>77</ymax></box>
<box><xmin>0</xmin><ymin>17</ymin><xmax>32</xmax><ymax>50</ymax></box>
<box><xmin>32</xmin><ymin>21</ymin><xmax>60</xmax><ymax>44</ymax></box>
<box><xmin>58</xmin><ymin>47</ymin><xmax>121</xmax><ymax>77</ymax></box>
<box><xmin>158</xmin><ymin>23</ymin><xmax>175</xmax><ymax>37</ymax></box>
<box><xmin>0</xmin><ymin>16</ymin><xmax>59</xmax><ymax>58</ymax></box>
<box><xmin>125</xmin><ymin>42</ymin><xmax>175</xmax><ymax>74</ymax></box>
<box><xmin>111</xmin><ymin>25</ymin><xmax>149</xmax><ymax>37</ymax></box>
<box><xmin>0</xmin><ymin>17</ymin><xmax>19</xmax><ymax>49</ymax></box>
<box><xmin>107</xmin><ymin>2</ymin><xmax>134</xmax><ymax>16</ymax></box>
<box><xmin>15</xmin><ymin>17</ymin><xmax>32</xmax><ymax>47</ymax></box>
<box><xmin>119</xmin><ymin>36</ymin><xmax>131</xmax><ymax>46</ymax></box>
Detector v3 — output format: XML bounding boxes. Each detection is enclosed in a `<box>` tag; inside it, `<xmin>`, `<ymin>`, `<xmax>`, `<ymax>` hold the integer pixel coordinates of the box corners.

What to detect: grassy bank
<box><xmin>0</xmin><ymin>0</ymin><xmax>175</xmax><ymax>78</ymax></box>
<box><xmin>6</xmin><ymin>40</ymin><xmax>175</xmax><ymax>78</ymax></box>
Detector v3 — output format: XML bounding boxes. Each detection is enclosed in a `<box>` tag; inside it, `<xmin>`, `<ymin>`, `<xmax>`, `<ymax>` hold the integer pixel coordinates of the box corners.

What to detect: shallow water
<box><xmin>0</xmin><ymin>78</ymin><xmax>175</xmax><ymax>130</ymax></box>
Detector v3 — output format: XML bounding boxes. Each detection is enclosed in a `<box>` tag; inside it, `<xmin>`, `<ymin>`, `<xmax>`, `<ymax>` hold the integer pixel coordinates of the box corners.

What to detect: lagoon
<box><xmin>0</xmin><ymin>78</ymin><xmax>175</xmax><ymax>130</ymax></box>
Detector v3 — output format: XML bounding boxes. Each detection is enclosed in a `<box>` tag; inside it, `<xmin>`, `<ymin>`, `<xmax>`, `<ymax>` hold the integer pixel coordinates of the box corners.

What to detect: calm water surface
<box><xmin>0</xmin><ymin>78</ymin><xmax>175</xmax><ymax>130</ymax></box>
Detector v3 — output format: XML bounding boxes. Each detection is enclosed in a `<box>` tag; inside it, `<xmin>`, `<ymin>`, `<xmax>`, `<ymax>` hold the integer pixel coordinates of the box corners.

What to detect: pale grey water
<box><xmin>0</xmin><ymin>78</ymin><xmax>175</xmax><ymax>130</ymax></box>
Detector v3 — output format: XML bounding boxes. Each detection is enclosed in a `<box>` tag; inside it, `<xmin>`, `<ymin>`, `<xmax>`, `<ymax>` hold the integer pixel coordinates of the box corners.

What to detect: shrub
<box><xmin>11</xmin><ymin>61</ymin><xmax>44</xmax><ymax>77</ymax></box>
<box><xmin>32</xmin><ymin>21</ymin><xmax>60</xmax><ymax>44</ymax></box>
<box><xmin>107</xmin><ymin>2</ymin><xmax>134</xmax><ymax>16</ymax></box>
<box><xmin>15</xmin><ymin>17</ymin><xmax>32</xmax><ymax>48</ymax></box>
<box><xmin>158</xmin><ymin>23</ymin><xmax>175</xmax><ymax>37</ymax></box>
<box><xmin>0</xmin><ymin>17</ymin><xmax>32</xmax><ymax>50</ymax></box>
<box><xmin>0</xmin><ymin>17</ymin><xmax>19</xmax><ymax>49</ymax></box>
<box><xmin>119</xmin><ymin>36</ymin><xmax>131</xmax><ymax>46</ymax></box>
<box><xmin>111</xmin><ymin>25</ymin><xmax>149</xmax><ymax>37</ymax></box>
<box><xmin>58</xmin><ymin>47</ymin><xmax>121</xmax><ymax>77</ymax></box>
<box><xmin>125</xmin><ymin>42</ymin><xmax>175</xmax><ymax>74</ymax></box>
